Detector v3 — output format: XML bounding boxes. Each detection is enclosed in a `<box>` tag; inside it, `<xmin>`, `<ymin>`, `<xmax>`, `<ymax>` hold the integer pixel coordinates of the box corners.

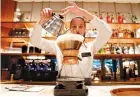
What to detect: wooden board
<box><xmin>110</xmin><ymin>88</ymin><xmax>140</xmax><ymax>96</ymax></box>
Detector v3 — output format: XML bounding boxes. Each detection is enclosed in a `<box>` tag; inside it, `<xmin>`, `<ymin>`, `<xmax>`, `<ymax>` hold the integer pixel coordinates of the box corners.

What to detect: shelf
<box><xmin>109</xmin><ymin>23</ymin><xmax>140</xmax><ymax>29</ymax></box>
<box><xmin>108</xmin><ymin>38</ymin><xmax>140</xmax><ymax>44</ymax></box>
<box><xmin>1</xmin><ymin>37</ymin><xmax>29</xmax><ymax>43</ymax></box>
<box><xmin>109</xmin><ymin>23</ymin><xmax>140</xmax><ymax>24</ymax></box>
<box><xmin>1</xmin><ymin>53</ymin><xmax>55</xmax><ymax>56</ymax></box>
<box><xmin>121</xmin><ymin>54</ymin><xmax>140</xmax><ymax>59</ymax></box>
<box><xmin>1</xmin><ymin>53</ymin><xmax>140</xmax><ymax>59</ymax></box>
<box><xmin>1</xmin><ymin>37</ymin><xmax>140</xmax><ymax>48</ymax></box>
<box><xmin>99</xmin><ymin>54</ymin><xmax>140</xmax><ymax>59</ymax></box>
<box><xmin>64</xmin><ymin>22</ymin><xmax>140</xmax><ymax>24</ymax></box>
<box><xmin>1</xmin><ymin>36</ymin><xmax>56</xmax><ymax>43</ymax></box>
<box><xmin>1</xmin><ymin>22</ymin><xmax>140</xmax><ymax>29</ymax></box>
<box><xmin>84</xmin><ymin>38</ymin><xmax>140</xmax><ymax>43</ymax></box>
<box><xmin>1</xmin><ymin>22</ymin><xmax>36</xmax><ymax>28</ymax></box>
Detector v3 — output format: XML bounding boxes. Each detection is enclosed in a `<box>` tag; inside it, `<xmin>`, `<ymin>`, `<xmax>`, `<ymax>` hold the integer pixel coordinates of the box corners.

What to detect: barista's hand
<box><xmin>38</xmin><ymin>8</ymin><xmax>53</xmax><ymax>25</ymax></box>
<box><xmin>61</xmin><ymin>1</ymin><xmax>95</xmax><ymax>21</ymax></box>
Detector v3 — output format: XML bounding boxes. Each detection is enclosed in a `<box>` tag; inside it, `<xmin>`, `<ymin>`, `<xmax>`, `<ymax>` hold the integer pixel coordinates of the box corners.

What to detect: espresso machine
<box><xmin>54</xmin><ymin>33</ymin><xmax>88</xmax><ymax>96</ymax></box>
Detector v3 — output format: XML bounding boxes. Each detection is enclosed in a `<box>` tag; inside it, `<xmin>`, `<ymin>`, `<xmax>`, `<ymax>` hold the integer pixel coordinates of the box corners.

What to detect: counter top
<box><xmin>1</xmin><ymin>80</ymin><xmax>140</xmax><ymax>85</ymax></box>
<box><xmin>0</xmin><ymin>84</ymin><xmax>140</xmax><ymax>96</ymax></box>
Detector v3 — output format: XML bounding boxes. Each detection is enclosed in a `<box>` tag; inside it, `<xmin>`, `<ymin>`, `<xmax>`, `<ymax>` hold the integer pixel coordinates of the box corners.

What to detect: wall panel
<box><xmin>31</xmin><ymin>2</ymin><xmax>42</xmax><ymax>21</ymax></box>
<box><xmin>131</xmin><ymin>3</ymin><xmax>140</xmax><ymax>23</ymax></box>
<box><xmin>1</xmin><ymin>0</ymin><xmax>16</xmax><ymax>21</ymax></box>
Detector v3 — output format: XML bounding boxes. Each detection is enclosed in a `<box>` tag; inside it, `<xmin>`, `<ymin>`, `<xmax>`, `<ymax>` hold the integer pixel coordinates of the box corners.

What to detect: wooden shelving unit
<box><xmin>1</xmin><ymin>22</ymin><xmax>140</xmax><ymax>58</ymax></box>
<box><xmin>1</xmin><ymin>13</ymin><xmax>140</xmax><ymax>82</ymax></box>
<box><xmin>1</xmin><ymin>37</ymin><xmax>140</xmax><ymax>49</ymax></box>
<box><xmin>1</xmin><ymin>0</ymin><xmax>140</xmax><ymax>81</ymax></box>
<box><xmin>1</xmin><ymin>37</ymin><xmax>140</xmax><ymax>43</ymax></box>
<box><xmin>1</xmin><ymin>53</ymin><xmax>140</xmax><ymax>59</ymax></box>
<box><xmin>1</xmin><ymin>22</ymin><xmax>36</xmax><ymax>28</ymax></box>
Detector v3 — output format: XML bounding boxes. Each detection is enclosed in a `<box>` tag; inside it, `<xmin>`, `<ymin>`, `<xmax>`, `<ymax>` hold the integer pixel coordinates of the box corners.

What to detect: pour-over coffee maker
<box><xmin>54</xmin><ymin>33</ymin><xmax>88</xmax><ymax>96</ymax></box>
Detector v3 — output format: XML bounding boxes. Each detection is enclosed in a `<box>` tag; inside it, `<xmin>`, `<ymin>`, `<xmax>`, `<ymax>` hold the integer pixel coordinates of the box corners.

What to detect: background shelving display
<box><xmin>1</xmin><ymin>22</ymin><xmax>140</xmax><ymax>49</ymax></box>
<box><xmin>1</xmin><ymin>0</ymin><xmax>140</xmax><ymax>81</ymax></box>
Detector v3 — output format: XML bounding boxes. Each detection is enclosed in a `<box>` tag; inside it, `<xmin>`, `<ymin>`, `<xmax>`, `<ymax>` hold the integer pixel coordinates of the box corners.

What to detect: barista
<box><xmin>31</xmin><ymin>1</ymin><xmax>112</xmax><ymax>85</ymax></box>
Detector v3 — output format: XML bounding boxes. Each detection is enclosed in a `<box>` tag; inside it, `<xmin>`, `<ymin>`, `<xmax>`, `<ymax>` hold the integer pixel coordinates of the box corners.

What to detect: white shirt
<box><xmin>30</xmin><ymin>17</ymin><xmax>112</xmax><ymax>78</ymax></box>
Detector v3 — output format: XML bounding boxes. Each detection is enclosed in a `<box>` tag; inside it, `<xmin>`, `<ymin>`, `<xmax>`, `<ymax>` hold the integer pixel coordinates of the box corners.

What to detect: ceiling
<box><xmin>14</xmin><ymin>0</ymin><xmax>140</xmax><ymax>3</ymax></box>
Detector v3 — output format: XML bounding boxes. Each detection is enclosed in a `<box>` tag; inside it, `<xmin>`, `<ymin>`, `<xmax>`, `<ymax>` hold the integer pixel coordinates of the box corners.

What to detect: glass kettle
<box><xmin>41</xmin><ymin>13</ymin><xmax>65</xmax><ymax>36</ymax></box>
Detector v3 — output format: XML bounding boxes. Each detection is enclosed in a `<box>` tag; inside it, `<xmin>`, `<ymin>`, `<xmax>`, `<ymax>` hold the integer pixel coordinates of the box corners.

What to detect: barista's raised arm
<box><xmin>61</xmin><ymin>1</ymin><xmax>112</xmax><ymax>53</ymax></box>
<box><xmin>30</xmin><ymin>8</ymin><xmax>57</xmax><ymax>54</ymax></box>
<box><xmin>61</xmin><ymin>1</ymin><xmax>94</xmax><ymax>21</ymax></box>
<box><xmin>90</xmin><ymin>17</ymin><xmax>112</xmax><ymax>54</ymax></box>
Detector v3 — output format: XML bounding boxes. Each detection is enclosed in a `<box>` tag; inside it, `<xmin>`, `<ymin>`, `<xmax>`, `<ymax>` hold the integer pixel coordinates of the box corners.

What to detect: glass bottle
<box><xmin>111</xmin><ymin>14</ymin><xmax>115</xmax><ymax>23</ymax></box>
<box><xmin>117</xmin><ymin>13</ymin><xmax>122</xmax><ymax>23</ymax></box>
<box><xmin>106</xmin><ymin>12</ymin><xmax>110</xmax><ymax>23</ymax></box>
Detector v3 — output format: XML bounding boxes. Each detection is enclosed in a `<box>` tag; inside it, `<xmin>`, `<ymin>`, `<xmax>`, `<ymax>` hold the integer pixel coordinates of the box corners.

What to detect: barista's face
<box><xmin>70</xmin><ymin>18</ymin><xmax>86</xmax><ymax>36</ymax></box>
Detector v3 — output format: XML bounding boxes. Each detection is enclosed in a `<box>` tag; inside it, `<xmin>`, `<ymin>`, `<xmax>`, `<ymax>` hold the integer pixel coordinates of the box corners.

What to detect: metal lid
<box><xmin>57</xmin><ymin>77</ymin><xmax>84</xmax><ymax>82</ymax></box>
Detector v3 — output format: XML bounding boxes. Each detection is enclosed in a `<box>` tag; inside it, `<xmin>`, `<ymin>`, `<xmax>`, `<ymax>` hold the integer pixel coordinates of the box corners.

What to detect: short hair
<box><xmin>70</xmin><ymin>16</ymin><xmax>86</xmax><ymax>28</ymax></box>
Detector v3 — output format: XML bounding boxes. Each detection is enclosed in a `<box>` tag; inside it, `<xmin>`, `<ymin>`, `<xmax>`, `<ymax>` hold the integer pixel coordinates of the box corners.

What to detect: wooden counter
<box><xmin>0</xmin><ymin>84</ymin><xmax>140</xmax><ymax>96</ymax></box>
<box><xmin>1</xmin><ymin>80</ymin><xmax>140</xmax><ymax>85</ymax></box>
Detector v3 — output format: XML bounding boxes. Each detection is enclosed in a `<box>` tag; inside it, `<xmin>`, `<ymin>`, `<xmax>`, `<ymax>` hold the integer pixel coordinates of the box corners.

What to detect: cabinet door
<box><xmin>1</xmin><ymin>0</ymin><xmax>16</xmax><ymax>22</ymax></box>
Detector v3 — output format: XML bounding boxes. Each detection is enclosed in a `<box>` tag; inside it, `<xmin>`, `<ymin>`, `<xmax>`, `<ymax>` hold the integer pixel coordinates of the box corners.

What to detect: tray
<box><xmin>110</xmin><ymin>88</ymin><xmax>140</xmax><ymax>96</ymax></box>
